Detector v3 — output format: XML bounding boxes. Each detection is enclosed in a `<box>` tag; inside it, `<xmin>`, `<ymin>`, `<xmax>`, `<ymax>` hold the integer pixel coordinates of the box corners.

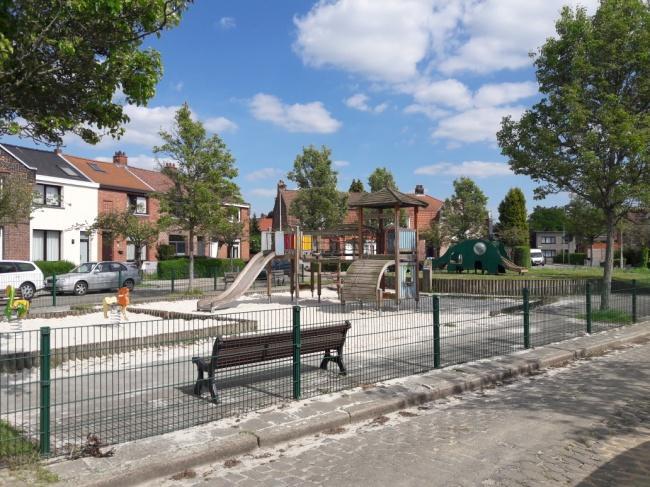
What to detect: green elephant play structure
<box><xmin>430</xmin><ymin>239</ymin><xmax>527</xmax><ymax>275</ymax></box>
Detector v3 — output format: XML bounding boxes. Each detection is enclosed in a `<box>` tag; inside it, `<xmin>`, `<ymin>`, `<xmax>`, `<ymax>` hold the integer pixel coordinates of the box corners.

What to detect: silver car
<box><xmin>44</xmin><ymin>261</ymin><xmax>141</xmax><ymax>296</ymax></box>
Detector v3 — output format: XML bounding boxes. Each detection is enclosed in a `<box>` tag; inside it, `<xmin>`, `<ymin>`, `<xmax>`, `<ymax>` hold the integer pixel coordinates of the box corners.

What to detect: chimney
<box><xmin>414</xmin><ymin>184</ymin><xmax>424</xmax><ymax>195</ymax></box>
<box><xmin>113</xmin><ymin>151</ymin><xmax>128</xmax><ymax>166</ymax></box>
<box><xmin>277</xmin><ymin>179</ymin><xmax>287</xmax><ymax>191</ymax></box>
<box><xmin>163</xmin><ymin>162</ymin><xmax>176</xmax><ymax>170</ymax></box>
<box><xmin>53</xmin><ymin>147</ymin><xmax>62</xmax><ymax>155</ymax></box>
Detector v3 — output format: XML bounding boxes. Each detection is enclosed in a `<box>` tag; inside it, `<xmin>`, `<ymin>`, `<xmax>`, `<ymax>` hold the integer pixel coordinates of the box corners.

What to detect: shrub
<box><xmin>642</xmin><ymin>247</ymin><xmax>649</xmax><ymax>268</ymax></box>
<box><xmin>156</xmin><ymin>243</ymin><xmax>176</xmax><ymax>261</ymax></box>
<box><xmin>553</xmin><ymin>252</ymin><xmax>586</xmax><ymax>265</ymax></box>
<box><xmin>35</xmin><ymin>260</ymin><xmax>76</xmax><ymax>276</ymax></box>
<box><xmin>512</xmin><ymin>246</ymin><xmax>531</xmax><ymax>268</ymax></box>
<box><xmin>157</xmin><ymin>257</ymin><xmax>245</xmax><ymax>279</ymax></box>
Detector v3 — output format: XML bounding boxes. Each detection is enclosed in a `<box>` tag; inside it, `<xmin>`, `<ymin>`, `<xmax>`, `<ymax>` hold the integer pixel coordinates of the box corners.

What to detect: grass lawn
<box><xmin>431</xmin><ymin>266</ymin><xmax>650</xmax><ymax>287</ymax></box>
<box><xmin>0</xmin><ymin>420</ymin><xmax>36</xmax><ymax>461</ymax></box>
<box><xmin>579</xmin><ymin>308</ymin><xmax>633</xmax><ymax>324</ymax></box>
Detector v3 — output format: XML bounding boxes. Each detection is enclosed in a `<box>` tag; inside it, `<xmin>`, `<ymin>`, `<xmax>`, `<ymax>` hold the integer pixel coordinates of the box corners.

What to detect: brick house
<box><xmin>65</xmin><ymin>152</ymin><xmax>161</xmax><ymax>262</ymax></box>
<box><xmin>270</xmin><ymin>180</ymin><xmax>444</xmax><ymax>259</ymax></box>
<box><xmin>0</xmin><ymin>144</ymin><xmax>36</xmax><ymax>260</ymax></box>
<box><xmin>130</xmin><ymin>164</ymin><xmax>251</xmax><ymax>261</ymax></box>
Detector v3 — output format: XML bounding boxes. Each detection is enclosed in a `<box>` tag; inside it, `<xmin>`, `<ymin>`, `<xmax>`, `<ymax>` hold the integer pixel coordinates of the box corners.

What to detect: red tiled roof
<box><xmin>64</xmin><ymin>155</ymin><xmax>153</xmax><ymax>192</ymax></box>
<box><xmin>127</xmin><ymin>166</ymin><xmax>175</xmax><ymax>192</ymax></box>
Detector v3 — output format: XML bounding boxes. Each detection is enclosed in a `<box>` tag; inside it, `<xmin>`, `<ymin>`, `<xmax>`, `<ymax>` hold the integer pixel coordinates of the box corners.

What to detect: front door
<box><xmin>101</xmin><ymin>233</ymin><xmax>113</xmax><ymax>261</ymax></box>
<box><xmin>80</xmin><ymin>231</ymin><xmax>90</xmax><ymax>264</ymax></box>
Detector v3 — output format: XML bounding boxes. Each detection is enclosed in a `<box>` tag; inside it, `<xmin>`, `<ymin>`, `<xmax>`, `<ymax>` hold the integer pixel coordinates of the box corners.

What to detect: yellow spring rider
<box><xmin>4</xmin><ymin>285</ymin><xmax>30</xmax><ymax>321</ymax></box>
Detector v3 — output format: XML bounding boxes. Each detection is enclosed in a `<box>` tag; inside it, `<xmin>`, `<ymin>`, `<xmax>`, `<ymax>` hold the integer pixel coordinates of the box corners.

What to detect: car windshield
<box><xmin>531</xmin><ymin>252</ymin><xmax>543</xmax><ymax>257</ymax></box>
<box><xmin>70</xmin><ymin>263</ymin><xmax>96</xmax><ymax>273</ymax></box>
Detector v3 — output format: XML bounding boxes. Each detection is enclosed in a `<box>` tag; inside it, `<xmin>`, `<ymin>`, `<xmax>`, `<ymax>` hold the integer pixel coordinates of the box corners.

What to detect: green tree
<box><xmin>497</xmin><ymin>188</ymin><xmax>529</xmax><ymax>247</ymax></box>
<box><xmin>497</xmin><ymin>0</ymin><xmax>650</xmax><ymax>308</ymax></box>
<box><xmin>154</xmin><ymin>103</ymin><xmax>242</xmax><ymax>289</ymax></box>
<box><xmin>440</xmin><ymin>178</ymin><xmax>488</xmax><ymax>242</ymax></box>
<box><xmin>0</xmin><ymin>173</ymin><xmax>34</xmax><ymax>224</ymax></box>
<box><xmin>368</xmin><ymin>167</ymin><xmax>397</xmax><ymax>192</ymax></box>
<box><xmin>528</xmin><ymin>206</ymin><xmax>567</xmax><ymax>232</ymax></box>
<box><xmin>565</xmin><ymin>198</ymin><xmax>607</xmax><ymax>265</ymax></box>
<box><xmin>0</xmin><ymin>0</ymin><xmax>190</xmax><ymax>145</ymax></box>
<box><xmin>249</xmin><ymin>213</ymin><xmax>261</xmax><ymax>254</ymax></box>
<box><xmin>90</xmin><ymin>210</ymin><xmax>161</xmax><ymax>269</ymax></box>
<box><xmin>348</xmin><ymin>178</ymin><xmax>365</xmax><ymax>192</ymax></box>
<box><xmin>287</xmin><ymin>146</ymin><xmax>347</xmax><ymax>231</ymax></box>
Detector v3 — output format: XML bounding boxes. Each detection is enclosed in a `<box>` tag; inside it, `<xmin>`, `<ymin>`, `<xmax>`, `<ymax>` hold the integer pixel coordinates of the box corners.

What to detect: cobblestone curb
<box><xmin>48</xmin><ymin>321</ymin><xmax>650</xmax><ymax>486</ymax></box>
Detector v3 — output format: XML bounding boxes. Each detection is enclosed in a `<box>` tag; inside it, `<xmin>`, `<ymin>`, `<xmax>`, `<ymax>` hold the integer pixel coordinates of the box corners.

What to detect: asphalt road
<box><xmin>157</xmin><ymin>340</ymin><xmax>650</xmax><ymax>487</ymax></box>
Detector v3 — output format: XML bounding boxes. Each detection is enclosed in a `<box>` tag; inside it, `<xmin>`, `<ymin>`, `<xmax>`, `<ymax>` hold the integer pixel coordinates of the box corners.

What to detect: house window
<box><xmin>228</xmin><ymin>239</ymin><xmax>240</xmax><ymax>259</ymax></box>
<box><xmin>540</xmin><ymin>236</ymin><xmax>556</xmax><ymax>244</ymax></box>
<box><xmin>126</xmin><ymin>242</ymin><xmax>147</xmax><ymax>261</ymax></box>
<box><xmin>33</xmin><ymin>230</ymin><xmax>61</xmax><ymax>261</ymax></box>
<box><xmin>169</xmin><ymin>235</ymin><xmax>186</xmax><ymax>255</ymax></box>
<box><xmin>542</xmin><ymin>250</ymin><xmax>556</xmax><ymax>258</ymax></box>
<box><xmin>128</xmin><ymin>195</ymin><xmax>148</xmax><ymax>215</ymax></box>
<box><xmin>34</xmin><ymin>184</ymin><xmax>62</xmax><ymax>207</ymax></box>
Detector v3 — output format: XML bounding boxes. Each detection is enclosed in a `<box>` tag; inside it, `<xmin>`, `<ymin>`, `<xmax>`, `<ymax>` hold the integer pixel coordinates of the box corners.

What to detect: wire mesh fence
<box><xmin>1</xmin><ymin>281</ymin><xmax>648</xmax><ymax>463</ymax></box>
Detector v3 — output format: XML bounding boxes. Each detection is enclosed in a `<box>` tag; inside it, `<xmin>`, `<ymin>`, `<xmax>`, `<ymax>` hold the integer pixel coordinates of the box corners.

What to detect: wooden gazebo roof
<box><xmin>349</xmin><ymin>187</ymin><xmax>429</xmax><ymax>209</ymax></box>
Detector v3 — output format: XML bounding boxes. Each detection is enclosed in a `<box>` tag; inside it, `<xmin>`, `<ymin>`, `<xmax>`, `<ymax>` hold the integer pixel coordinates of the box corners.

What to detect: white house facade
<box><xmin>1</xmin><ymin>144</ymin><xmax>100</xmax><ymax>265</ymax></box>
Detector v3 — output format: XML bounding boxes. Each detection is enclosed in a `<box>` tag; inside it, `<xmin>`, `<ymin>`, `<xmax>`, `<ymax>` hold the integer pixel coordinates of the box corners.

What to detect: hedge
<box><xmin>157</xmin><ymin>257</ymin><xmax>245</xmax><ymax>279</ymax></box>
<box><xmin>512</xmin><ymin>246</ymin><xmax>531</xmax><ymax>268</ymax></box>
<box><xmin>36</xmin><ymin>260</ymin><xmax>76</xmax><ymax>276</ymax></box>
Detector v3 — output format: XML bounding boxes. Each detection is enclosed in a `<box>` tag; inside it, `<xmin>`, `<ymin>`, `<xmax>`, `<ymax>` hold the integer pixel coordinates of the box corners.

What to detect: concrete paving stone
<box><xmin>255</xmin><ymin>410</ymin><xmax>350</xmax><ymax>447</ymax></box>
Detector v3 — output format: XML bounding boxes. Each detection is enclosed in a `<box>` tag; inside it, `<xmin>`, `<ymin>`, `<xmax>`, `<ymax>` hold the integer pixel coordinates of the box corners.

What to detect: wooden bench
<box><xmin>192</xmin><ymin>321</ymin><xmax>352</xmax><ymax>401</ymax></box>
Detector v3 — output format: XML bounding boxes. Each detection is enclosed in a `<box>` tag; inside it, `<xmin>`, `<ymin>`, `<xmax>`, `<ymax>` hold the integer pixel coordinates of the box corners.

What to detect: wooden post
<box><xmin>317</xmin><ymin>260</ymin><xmax>322</xmax><ymax>303</ymax></box>
<box><xmin>395</xmin><ymin>204</ymin><xmax>400</xmax><ymax>303</ymax></box>
<box><xmin>357</xmin><ymin>207</ymin><xmax>364</xmax><ymax>259</ymax></box>
<box><xmin>414</xmin><ymin>206</ymin><xmax>420</xmax><ymax>301</ymax></box>
<box><xmin>310</xmin><ymin>259</ymin><xmax>315</xmax><ymax>297</ymax></box>
<box><xmin>266</xmin><ymin>260</ymin><xmax>272</xmax><ymax>303</ymax></box>
<box><xmin>337</xmin><ymin>261</ymin><xmax>341</xmax><ymax>298</ymax></box>
<box><xmin>290</xmin><ymin>258</ymin><xmax>295</xmax><ymax>301</ymax></box>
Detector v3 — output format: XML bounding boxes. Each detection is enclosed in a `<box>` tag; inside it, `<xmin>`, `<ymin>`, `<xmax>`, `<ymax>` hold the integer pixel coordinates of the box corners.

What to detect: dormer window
<box><xmin>34</xmin><ymin>184</ymin><xmax>62</xmax><ymax>207</ymax></box>
<box><xmin>128</xmin><ymin>195</ymin><xmax>147</xmax><ymax>215</ymax></box>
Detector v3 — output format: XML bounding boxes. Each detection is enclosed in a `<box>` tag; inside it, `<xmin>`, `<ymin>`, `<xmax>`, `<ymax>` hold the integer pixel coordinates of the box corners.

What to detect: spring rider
<box><xmin>102</xmin><ymin>287</ymin><xmax>130</xmax><ymax>322</ymax></box>
<box><xmin>4</xmin><ymin>285</ymin><xmax>30</xmax><ymax>322</ymax></box>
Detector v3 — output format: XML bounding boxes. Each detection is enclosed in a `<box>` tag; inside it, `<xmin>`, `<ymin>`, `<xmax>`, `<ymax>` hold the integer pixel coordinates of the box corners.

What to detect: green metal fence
<box><xmin>0</xmin><ymin>283</ymin><xmax>647</xmax><ymax>463</ymax></box>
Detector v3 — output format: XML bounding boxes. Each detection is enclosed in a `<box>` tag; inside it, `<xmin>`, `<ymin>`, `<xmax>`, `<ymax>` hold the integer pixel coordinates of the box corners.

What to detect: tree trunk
<box><xmin>134</xmin><ymin>243</ymin><xmax>142</xmax><ymax>270</ymax></box>
<box><xmin>189</xmin><ymin>229</ymin><xmax>195</xmax><ymax>291</ymax></box>
<box><xmin>601</xmin><ymin>213</ymin><xmax>615</xmax><ymax>310</ymax></box>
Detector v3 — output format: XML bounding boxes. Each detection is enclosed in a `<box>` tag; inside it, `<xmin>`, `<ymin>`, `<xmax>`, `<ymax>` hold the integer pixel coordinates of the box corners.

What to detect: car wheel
<box><xmin>123</xmin><ymin>279</ymin><xmax>135</xmax><ymax>291</ymax></box>
<box><xmin>19</xmin><ymin>282</ymin><xmax>36</xmax><ymax>300</ymax></box>
<box><xmin>73</xmin><ymin>281</ymin><xmax>88</xmax><ymax>296</ymax></box>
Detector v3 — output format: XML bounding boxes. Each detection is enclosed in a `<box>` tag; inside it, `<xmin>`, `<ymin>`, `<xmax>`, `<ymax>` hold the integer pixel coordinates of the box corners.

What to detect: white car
<box><xmin>530</xmin><ymin>249</ymin><xmax>545</xmax><ymax>266</ymax></box>
<box><xmin>0</xmin><ymin>260</ymin><xmax>44</xmax><ymax>299</ymax></box>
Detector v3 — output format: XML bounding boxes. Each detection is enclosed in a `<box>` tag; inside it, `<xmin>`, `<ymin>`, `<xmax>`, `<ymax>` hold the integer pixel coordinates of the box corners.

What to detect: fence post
<box><xmin>171</xmin><ymin>269</ymin><xmax>175</xmax><ymax>293</ymax></box>
<box><xmin>632</xmin><ymin>279</ymin><xmax>637</xmax><ymax>323</ymax></box>
<box><xmin>213</xmin><ymin>267</ymin><xmax>217</xmax><ymax>291</ymax></box>
<box><xmin>118</xmin><ymin>269</ymin><xmax>122</xmax><ymax>289</ymax></box>
<box><xmin>523</xmin><ymin>287</ymin><xmax>530</xmax><ymax>349</ymax></box>
<box><xmin>586</xmin><ymin>282</ymin><xmax>592</xmax><ymax>334</ymax></box>
<box><xmin>39</xmin><ymin>327</ymin><xmax>51</xmax><ymax>456</ymax></box>
<box><xmin>433</xmin><ymin>295</ymin><xmax>441</xmax><ymax>369</ymax></box>
<box><xmin>292</xmin><ymin>305</ymin><xmax>301</xmax><ymax>400</ymax></box>
<box><xmin>51</xmin><ymin>274</ymin><xmax>56</xmax><ymax>307</ymax></box>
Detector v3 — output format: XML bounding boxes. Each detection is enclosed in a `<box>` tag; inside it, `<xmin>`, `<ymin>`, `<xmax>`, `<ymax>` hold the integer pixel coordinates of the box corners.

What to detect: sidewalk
<box><xmin>33</xmin><ymin>321</ymin><xmax>650</xmax><ymax>486</ymax></box>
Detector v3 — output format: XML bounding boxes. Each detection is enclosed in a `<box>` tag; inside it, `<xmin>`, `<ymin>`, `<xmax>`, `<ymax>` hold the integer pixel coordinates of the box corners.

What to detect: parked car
<box><xmin>530</xmin><ymin>249</ymin><xmax>545</xmax><ymax>266</ymax></box>
<box><xmin>0</xmin><ymin>260</ymin><xmax>44</xmax><ymax>299</ymax></box>
<box><xmin>43</xmin><ymin>261</ymin><xmax>141</xmax><ymax>296</ymax></box>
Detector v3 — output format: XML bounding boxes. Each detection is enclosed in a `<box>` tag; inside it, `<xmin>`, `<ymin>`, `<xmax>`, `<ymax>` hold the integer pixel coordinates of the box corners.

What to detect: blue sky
<box><xmin>9</xmin><ymin>0</ymin><xmax>599</xmax><ymax>216</ymax></box>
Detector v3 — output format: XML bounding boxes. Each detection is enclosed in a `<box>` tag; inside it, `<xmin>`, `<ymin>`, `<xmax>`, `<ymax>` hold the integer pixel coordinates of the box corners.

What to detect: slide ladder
<box><xmin>197</xmin><ymin>252</ymin><xmax>277</xmax><ymax>312</ymax></box>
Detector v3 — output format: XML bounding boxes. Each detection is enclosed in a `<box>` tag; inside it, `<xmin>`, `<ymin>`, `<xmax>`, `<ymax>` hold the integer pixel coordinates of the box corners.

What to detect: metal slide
<box><xmin>196</xmin><ymin>252</ymin><xmax>277</xmax><ymax>311</ymax></box>
<box><xmin>500</xmin><ymin>256</ymin><xmax>528</xmax><ymax>274</ymax></box>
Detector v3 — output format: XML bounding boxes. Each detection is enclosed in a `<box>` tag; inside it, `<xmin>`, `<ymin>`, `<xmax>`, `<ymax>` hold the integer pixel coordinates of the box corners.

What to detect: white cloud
<box><xmin>294</xmin><ymin>0</ymin><xmax>436</xmax><ymax>82</ymax></box>
<box><xmin>403</xmin><ymin>104</ymin><xmax>449</xmax><ymax>120</ymax></box>
<box><xmin>245</xmin><ymin>167</ymin><xmax>284</xmax><ymax>181</ymax></box>
<box><xmin>204</xmin><ymin>116</ymin><xmax>238</xmax><ymax>133</ymax></box>
<box><xmin>432</xmin><ymin>106</ymin><xmax>525</xmax><ymax>144</ymax></box>
<box><xmin>415</xmin><ymin>161</ymin><xmax>512</xmax><ymax>178</ymax></box>
<box><xmin>218</xmin><ymin>17</ymin><xmax>236</xmax><ymax>30</ymax></box>
<box><xmin>344</xmin><ymin>93</ymin><xmax>388</xmax><ymax>113</ymax></box>
<box><xmin>173</xmin><ymin>81</ymin><xmax>184</xmax><ymax>92</ymax></box>
<box><xmin>249</xmin><ymin>93</ymin><xmax>341</xmax><ymax>133</ymax></box>
<box><xmin>473</xmin><ymin>82</ymin><xmax>538</xmax><ymax>107</ymax></box>
<box><xmin>249</xmin><ymin>188</ymin><xmax>277</xmax><ymax>198</ymax></box>
<box><xmin>406</xmin><ymin>78</ymin><xmax>473</xmax><ymax>110</ymax></box>
<box><xmin>334</xmin><ymin>160</ymin><xmax>349</xmax><ymax>167</ymax></box>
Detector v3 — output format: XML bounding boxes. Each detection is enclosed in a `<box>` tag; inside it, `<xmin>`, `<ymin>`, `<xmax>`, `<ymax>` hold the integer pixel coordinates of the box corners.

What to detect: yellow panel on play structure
<box><xmin>302</xmin><ymin>235</ymin><xmax>312</xmax><ymax>251</ymax></box>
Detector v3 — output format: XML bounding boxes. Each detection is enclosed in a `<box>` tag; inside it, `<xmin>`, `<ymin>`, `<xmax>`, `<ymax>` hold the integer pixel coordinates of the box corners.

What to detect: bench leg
<box><xmin>207</xmin><ymin>370</ymin><xmax>219</xmax><ymax>403</ymax></box>
<box><xmin>335</xmin><ymin>347</ymin><xmax>347</xmax><ymax>376</ymax></box>
<box><xmin>193</xmin><ymin>360</ymin><xmax>206</xmax><ymax>395</ymax></box>
<box><xmin>319</xmin><ymin>350</ymin><xmax>332</xmax><ymax>370</ymax></box>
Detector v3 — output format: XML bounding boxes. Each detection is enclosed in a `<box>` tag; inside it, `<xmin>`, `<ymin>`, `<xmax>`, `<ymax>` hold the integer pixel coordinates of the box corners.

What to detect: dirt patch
<box><xmin>370</xmin><ymin>415</ymin><xmax>390</xmax><ymax>426</ymax></box>
<box><xmin>170</xmin><ymin>469</ymin><xmax>196</xmax><ymax>480</ymax></box>
<box><xmin>398</xmin><ymin>411</ymin><xmax>418</xmax><ymax>418</ymax></box>
<box><xmin>323</xmin><ymin>426</ymin><xmax>346</xmax><ymax>435</ymax></box>
<box><xmin>223</xmin><ymin>459</ymin><xmax>241</xmax><ymax>468</ymax></box>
